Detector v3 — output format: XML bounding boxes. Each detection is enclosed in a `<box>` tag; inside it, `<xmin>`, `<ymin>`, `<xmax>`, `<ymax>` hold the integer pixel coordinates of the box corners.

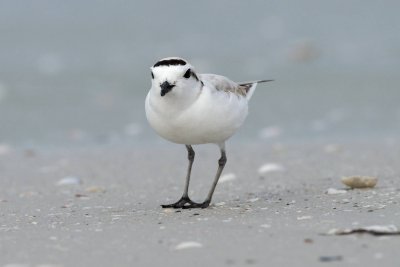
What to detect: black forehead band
<box><xmin>153</xmin><ymin>59</ymin><xmax>187</xmax><ymax>67</ymax></box>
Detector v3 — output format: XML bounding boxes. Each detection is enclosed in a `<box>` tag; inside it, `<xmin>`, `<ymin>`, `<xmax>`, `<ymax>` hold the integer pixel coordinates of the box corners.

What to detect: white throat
<box><xmin>149</xmin><ymin>81</ymin><xmax>202</xmax><ymax>115</ymax></box>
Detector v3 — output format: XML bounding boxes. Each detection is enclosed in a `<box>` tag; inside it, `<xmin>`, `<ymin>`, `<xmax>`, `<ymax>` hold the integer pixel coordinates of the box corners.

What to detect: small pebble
<box><xmin>248</xmin><ymin>198</ymin><xmax>259</xmax><ymax>203</ymax></box>
<box><xmin>319</xmin><ymin>255</ymin><xmax>343</xmax><ymax>262</ymax></box>
<box><xmin>75</xmin><ymin>194</ymin><xmax>89</xmax><ymax>198</ymax></box>
<box><xmin>57</xmin><ymin>176</ymin><xmax>82</xmax><ymax>186</ymax></box>
<box><xmin>174</xmin><ymin>241</ymin><xmax>203</xmax><ymax>250</ymax></box>
<box><xmin>258</xmin><ymin>163</ymin><xmax>285</xmax><ymax>175</ymax></box>
<box><xmin>304</xmin><ymin>238</ymin><xmax>313</xmax><ymax>244</ymax></box>
<box><xmin>61</xmin><ymin>203</ymin><xmax>73</xmax><ymax>208</ymax></box>
<box><xmin>341</xmin><ymin>176</ymin><xmax>378</xmax><ymax>189</ymax></box>
<box><xmin>297</xmin><ymin>215</ymin><xmax>312</xmax><ymax>220</ymax></box>
<box><xmin>163</xmin><ymin>208</ymin><xmax>174</xmax><ymax>213</ymax></box>
<box><xmin>326</xmin><ymin>188</ymin><xmax>347</xmax><ymax>195</ymax></box>
<box><xmin>218</xmin><ymin>173</ymin><xmax>237</xmax><ymax>184</ymax></box>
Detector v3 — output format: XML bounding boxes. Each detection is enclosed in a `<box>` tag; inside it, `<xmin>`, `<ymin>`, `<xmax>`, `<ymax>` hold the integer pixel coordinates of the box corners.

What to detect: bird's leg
<box><xmin>161</xmin><ymin>145</ymin><xmax>198</xmax><ymax>208</ymax></box>
<box><xmin>182</xmin><ymin>145</ymin><xmax>195</xmax><ymax>199</ymax></box>
<box><xmin>183</xmin><ymin>143</ymin><xmax>226</xmax><ymax>209</ymax></box>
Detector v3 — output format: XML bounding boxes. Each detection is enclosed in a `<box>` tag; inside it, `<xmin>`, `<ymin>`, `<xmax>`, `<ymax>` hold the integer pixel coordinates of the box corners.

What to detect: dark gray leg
<box><xmin>161</xmin><ymin>145</ymin><xmax>199</xmax><ymax>208</ymax></box>
<box><xmin>183</xmin><ymin>143</ymin><xmax>227</xmax><ymax>209</ymax></box>
<box><xmin>204</xmin><ymin>149</ymin><xmax>226</xmax><ymax>205</ymax></box>
<box><xmin>182</xmin><ymin>145</ymin><xmax>195</xmax><ymax>198</ymax></box>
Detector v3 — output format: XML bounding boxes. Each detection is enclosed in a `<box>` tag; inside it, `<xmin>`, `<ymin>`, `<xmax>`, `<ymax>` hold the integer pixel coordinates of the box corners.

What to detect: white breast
<box><xmin>145</xmin><ymin>84</ymin><xmax>249</xmax><ymax>145</ymax></box>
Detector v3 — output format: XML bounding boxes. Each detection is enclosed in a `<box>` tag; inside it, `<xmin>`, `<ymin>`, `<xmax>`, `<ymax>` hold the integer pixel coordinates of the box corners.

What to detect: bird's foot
<box><xmin>181</xmin><ymin>200</ymin><xmax>210</xmax><ymax>209</ymax></box>
<box><xmin>161</xmin><ymin>196</ymin><xmax>198</xmax><ymax>209</ymax></box>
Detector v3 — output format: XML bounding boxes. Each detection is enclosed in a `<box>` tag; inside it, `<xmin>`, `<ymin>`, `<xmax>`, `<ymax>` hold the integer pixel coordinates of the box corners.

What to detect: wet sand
<box><xmin>1</xmin><ymin>141</ymin><xmax>399</xmax><ymax>266</ymax></box>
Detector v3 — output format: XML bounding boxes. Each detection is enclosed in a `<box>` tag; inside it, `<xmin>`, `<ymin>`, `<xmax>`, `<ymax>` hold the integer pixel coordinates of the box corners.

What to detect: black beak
<box><xmin>160</xmin><ymin>81</ymin><xmax>175</xmax><ymax>96</ymax></box>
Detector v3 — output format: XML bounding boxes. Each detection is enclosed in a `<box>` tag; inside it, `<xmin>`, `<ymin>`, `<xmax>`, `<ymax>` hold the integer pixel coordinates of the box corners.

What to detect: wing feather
<box><xmin>199</xmin><ymin>74</ymin><xmax>273</xmax><ymax>99</ymax></box>
<box><xmin>199</xmin><ymin>74</ymin><xmax>247</xmax><ymax>96</ymax></box>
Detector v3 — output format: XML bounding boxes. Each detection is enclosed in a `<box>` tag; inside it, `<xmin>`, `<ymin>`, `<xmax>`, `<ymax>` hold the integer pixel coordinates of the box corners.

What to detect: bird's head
<box><xmin>150</xmin><ymin>57</ymin><xmax>201</xmax><ymax>97</ymax></box>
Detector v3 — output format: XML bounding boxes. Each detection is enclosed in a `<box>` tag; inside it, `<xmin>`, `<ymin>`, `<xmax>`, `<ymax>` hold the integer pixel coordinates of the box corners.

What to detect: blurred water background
<box><xmin>0</xmin><ymin>0</ymin><xmax>399</xmax><ymax>147</ymax></box>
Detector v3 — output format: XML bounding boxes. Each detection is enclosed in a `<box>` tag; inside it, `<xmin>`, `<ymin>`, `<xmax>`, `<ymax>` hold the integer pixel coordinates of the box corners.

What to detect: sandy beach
<box><xmin>1</xmin><ymin>141</ymin><xmax>399</xmax><ymax>266</ymax></box>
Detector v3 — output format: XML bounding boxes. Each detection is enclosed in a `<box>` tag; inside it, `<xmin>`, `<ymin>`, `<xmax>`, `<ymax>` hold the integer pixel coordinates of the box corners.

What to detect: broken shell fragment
<box><xmin>218</xmin><ymin>173</ymin><xmax>236</xmax><ymax>184</ymax></box>
<box><xmin>57</xmin><ymin>176</ymin><xmax>82</xmax><ymax>186</ymax></box>
<box><xmin>326</xmin><ymin>225</ymin><xmax>400</xmax><ymax>236</ymax></box>
<box><xmin>258</xmin><ymin>163</ymin><xmax>285</xmax><ymax>175</ymax></box>
<box><xmin>326</xmin><ymin>188</ymin><xmax>347</xmax><ymax>195</ymax></box>
<box><xmin>174</xmin><ymin>241</ymin><xmax>203</xmax><ymax>250</ymax></box>
<box><xmin>341</xmin><ymin>176</ymin><xmax>378</xmax><ymax>189</ymax></box>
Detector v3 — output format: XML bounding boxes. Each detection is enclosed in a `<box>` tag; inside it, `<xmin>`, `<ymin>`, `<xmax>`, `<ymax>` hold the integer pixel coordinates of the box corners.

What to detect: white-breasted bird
<box><xmin>145</xmin><ymin>57</ymin><xmax>272</xmax><ymax>208</ymax></box>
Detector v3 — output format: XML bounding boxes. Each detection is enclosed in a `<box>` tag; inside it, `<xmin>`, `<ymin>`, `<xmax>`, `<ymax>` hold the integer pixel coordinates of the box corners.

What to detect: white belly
<box><xmin>145</xmin><ymin>89</ymin><xmax>248</xmax><ymax>145</ymax></box>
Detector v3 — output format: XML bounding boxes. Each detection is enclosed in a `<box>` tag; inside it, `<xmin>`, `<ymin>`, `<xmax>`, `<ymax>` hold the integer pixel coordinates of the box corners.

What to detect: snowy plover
<box><xmin>145</xmin><ymin>57</ymin><xmax>272</xmax><ymax>208</ymax></box>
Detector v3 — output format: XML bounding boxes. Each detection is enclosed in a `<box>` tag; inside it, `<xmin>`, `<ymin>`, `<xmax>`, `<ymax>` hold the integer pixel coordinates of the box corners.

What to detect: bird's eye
<box><xmin>151</xmin><ymin>71</ymin><xmax>154</xmax><ymax>79</ymax></box>
<box><xmin>183</xmin><ymin>69</ymin><xmax>191</xmax><ymax>79</ymax></box>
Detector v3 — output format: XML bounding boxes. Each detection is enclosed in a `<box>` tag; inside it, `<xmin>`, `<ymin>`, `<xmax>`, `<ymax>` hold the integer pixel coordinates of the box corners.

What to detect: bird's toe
<box><xmin>161</xmin><ymin>196</ymin><xmax>194</xmax><ymax>209</ymax></box>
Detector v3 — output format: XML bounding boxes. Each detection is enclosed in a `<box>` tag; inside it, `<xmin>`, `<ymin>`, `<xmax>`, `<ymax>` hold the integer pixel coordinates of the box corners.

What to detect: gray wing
<box><xmin>199</xmin><ymin>74</ymin><xmax>273</xmax><ymax>97</ymax></box>
<box><xmin>199</xmin><ymin>74</ymin><xmax>248</xmax><ymax>97</ymax></box>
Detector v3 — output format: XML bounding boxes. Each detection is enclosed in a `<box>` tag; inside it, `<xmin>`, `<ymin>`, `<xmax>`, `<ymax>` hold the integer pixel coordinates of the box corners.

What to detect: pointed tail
<box><xmin>239</xmin><ymin>79</ymin><xmax>274</xmax><ymax>100</ymax></box>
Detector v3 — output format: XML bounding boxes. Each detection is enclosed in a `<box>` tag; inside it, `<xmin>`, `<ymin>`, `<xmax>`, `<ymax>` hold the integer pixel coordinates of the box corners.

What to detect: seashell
<box><xmin>341</xmin><ymin>176</ymin><xmax>377</xmax><ymax>189</ymax></box>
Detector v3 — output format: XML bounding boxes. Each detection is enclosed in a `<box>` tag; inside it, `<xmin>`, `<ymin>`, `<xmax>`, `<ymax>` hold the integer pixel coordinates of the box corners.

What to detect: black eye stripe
<box><xmin>151</xmin><ymin>71</ymin><xmax>154</xmax><ymax>79</ymax></box>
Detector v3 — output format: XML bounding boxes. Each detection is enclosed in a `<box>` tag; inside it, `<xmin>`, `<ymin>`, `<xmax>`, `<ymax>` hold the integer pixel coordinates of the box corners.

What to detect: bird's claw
<box><xmin>161</xmin><ymin>196</ymin><xmax>198</xmax><ymax>209</ymax></box>
<box><xmin>161</xmin><ymin>197</ymin><xmax>210</xmax><ymax>209</ymax></box>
